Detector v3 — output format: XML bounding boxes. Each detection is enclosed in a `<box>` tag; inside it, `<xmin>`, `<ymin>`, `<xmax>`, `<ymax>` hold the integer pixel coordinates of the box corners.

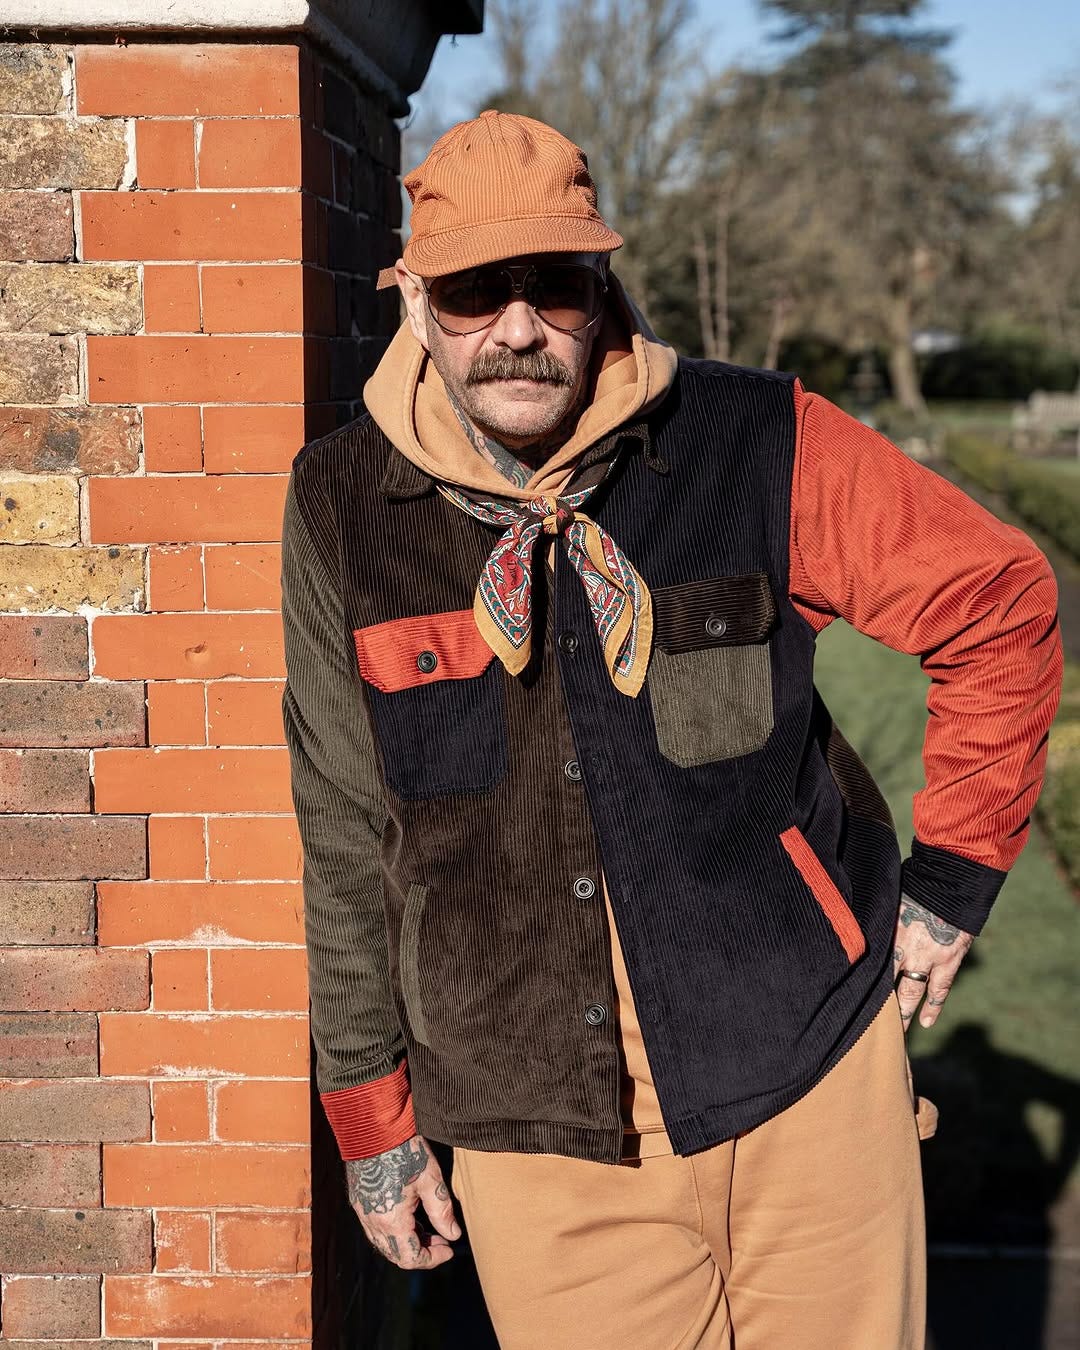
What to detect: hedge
<box><xmin>944</xmin><ymin>435</ymin><xmax>1080</xmax><ymax>563</ymax></box>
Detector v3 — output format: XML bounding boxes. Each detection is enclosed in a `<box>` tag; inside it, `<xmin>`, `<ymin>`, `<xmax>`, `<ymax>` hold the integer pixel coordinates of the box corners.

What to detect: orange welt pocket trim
<box><xmin>780</xmin><ymin>825</ymin><xmax>866</xmax><ymax>963</ymax></box>
<box><xmin>354</xmin><ymin>609</ymin><xmax>493</xmax><ymax>693</ymax></box>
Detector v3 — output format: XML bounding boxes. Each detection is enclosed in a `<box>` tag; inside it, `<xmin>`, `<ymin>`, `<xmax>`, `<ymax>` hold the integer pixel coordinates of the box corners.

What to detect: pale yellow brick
<box><xmin>0</xmin><ymin>337</ymin><xmax>79</xmax><ymax>404</ymax></box>
<box><xmin>0</xmin><ymin>545</ymin><xmax>145</xmax><ymax>612</ymax></box>
<box><xmin>0</xmin><ymin>477</ymin><xmax>80</xmax><ymax>543</ymax></box>
<box><xmin>0</xmin><ymin>117</ymin><xmax>128</xmax><ymax>191</ymax></box>
<box><xmin>0</xmin><ymin>45</ymin><xmax>68</xmax><ymax>115</ymax></box>
<box><xmin>0</xmin><ymin>263</ymin><xmax>140</xmax><ymax>335</ymax></box>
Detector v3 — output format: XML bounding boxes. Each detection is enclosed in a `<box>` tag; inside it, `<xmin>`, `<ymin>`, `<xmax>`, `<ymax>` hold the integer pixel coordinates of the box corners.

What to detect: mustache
<box><xmin>465</xmin><ymin>349</ymin><xmax>574</xmax><ymax>387</ymax></box>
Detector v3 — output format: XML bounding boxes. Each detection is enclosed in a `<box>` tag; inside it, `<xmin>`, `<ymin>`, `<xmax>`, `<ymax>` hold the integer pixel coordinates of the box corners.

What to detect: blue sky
<box><xmin>413</xmin><ymin>0</ymin><xmax>1080</xmax><ymax>133</ymax></box>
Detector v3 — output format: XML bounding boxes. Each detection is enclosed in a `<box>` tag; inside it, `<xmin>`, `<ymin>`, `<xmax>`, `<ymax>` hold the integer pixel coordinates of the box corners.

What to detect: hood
<box><xmin>362</xmin><ymin>273</ymin><xmax>678</xmax><ymax>502</ymax></box>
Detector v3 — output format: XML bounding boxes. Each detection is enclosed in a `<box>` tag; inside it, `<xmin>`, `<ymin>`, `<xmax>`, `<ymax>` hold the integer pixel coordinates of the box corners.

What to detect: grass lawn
<box><xmin>815</xmin><ymin>620</ymin><xmax>1080</xmax><ymax>1244</ymax></box>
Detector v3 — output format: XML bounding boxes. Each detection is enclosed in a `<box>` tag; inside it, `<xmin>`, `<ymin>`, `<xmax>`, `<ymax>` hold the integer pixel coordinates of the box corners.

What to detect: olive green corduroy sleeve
<box><xmin>280</xmin><ymin>472</ymin><xmax>417</xmax><ymax>1158</ymax></box>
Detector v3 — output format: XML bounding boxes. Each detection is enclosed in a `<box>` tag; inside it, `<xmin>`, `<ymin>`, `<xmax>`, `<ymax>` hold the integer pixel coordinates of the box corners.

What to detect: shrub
<box><xmin>944</xmin><ymin>435</ymin><xmax>1080</xmax><ymax>562</ymax></box>
<box><xmin>922</xmin><ymin>331</ymin><xmax>1079</xmax><ymax>401</ymax></box>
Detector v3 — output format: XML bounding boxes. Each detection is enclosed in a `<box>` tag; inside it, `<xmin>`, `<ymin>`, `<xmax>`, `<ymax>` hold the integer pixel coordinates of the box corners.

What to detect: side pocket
<box><xmin>400</xmin><ymin>883</ymin><xmax>431</xmax><ymax>1047</ymax></box>
<box><xmin>780</xmin><ymin>826</ymin><xmax>866</xmax><ymax>963</ymax></box>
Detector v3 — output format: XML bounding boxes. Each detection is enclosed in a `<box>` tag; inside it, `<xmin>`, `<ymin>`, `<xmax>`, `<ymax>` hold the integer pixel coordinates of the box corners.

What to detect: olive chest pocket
<box><xmin>353</xmin><ymin>610</ymin><xmax>507</xmax><ymax>799</ymax></box>
<box><xmin>647</xmin><ymin>573</ymin><xmax>777</xmax><ymax>767</ymax></box>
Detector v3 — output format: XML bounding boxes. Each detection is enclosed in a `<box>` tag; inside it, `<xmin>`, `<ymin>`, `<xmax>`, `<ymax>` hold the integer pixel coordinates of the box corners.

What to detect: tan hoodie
<box><xmin>363</xmin><ymin>273</ymin><xmax>678</xmax><ymax>500</ymax></box>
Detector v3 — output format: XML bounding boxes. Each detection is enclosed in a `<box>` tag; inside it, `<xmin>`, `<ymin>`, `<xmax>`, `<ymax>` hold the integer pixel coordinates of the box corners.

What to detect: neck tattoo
<box><xmin>447</xmin><ymin>393</ymin><xmax>534</xmax><ymax>489</ymax></box>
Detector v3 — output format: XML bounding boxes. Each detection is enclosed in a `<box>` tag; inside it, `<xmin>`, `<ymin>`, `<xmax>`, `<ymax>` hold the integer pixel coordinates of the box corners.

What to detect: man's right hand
<box><xmin>346</xmin><ymin>1134</ymin><xmax>461</xmax><ymax>1269</ymax></box>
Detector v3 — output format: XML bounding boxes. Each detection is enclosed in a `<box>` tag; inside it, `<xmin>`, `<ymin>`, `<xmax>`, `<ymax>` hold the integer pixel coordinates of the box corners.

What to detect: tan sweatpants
<box><xmin>451</xmin><ymin>994</ymin><xmax>926</xmax><ymax>1350</ymax></box>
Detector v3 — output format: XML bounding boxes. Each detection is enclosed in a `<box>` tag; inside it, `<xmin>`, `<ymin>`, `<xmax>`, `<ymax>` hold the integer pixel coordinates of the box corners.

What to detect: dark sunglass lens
<box><xmin>531</xmin><ymin>266</ymin><xmax>601</xmax><ymax>330</ymax></box>
<box><xmin>430</xmin><ymin>269</ymin><xmax>509</xmax><ymax>331</ymax></box>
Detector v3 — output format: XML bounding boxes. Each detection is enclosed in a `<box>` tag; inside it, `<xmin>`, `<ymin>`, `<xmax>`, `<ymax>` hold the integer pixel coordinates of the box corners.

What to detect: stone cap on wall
<box><xmin>0</xmin><ymin>0</ymin><xmax>484</xmax><ymax>114</ymax></box>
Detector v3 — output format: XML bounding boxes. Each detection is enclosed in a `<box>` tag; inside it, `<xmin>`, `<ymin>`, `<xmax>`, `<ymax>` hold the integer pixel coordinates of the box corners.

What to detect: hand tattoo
<box><xmin>898</xmin><ymin>896</ymin><xmax>962</xmax><ymax>946</ymax></box>
<box><xmin>346</xmin><ymin>1137</ymin><xmax>428</xmax><ymax>1216</ymax></box>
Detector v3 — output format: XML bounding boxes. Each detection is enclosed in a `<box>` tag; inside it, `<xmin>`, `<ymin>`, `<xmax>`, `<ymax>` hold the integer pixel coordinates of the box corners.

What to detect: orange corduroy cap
<box><xmin>376</xmin><ymin>109</ymin><xmax>623</xmax><ymax>288</ymax></box>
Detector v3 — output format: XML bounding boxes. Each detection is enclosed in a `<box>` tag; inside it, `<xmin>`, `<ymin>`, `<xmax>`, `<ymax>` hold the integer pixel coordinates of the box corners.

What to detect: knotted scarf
<box><xmin>438</xmin><ymin>474</ymin><xmax>653</xmax><ymax>698</ymax></box>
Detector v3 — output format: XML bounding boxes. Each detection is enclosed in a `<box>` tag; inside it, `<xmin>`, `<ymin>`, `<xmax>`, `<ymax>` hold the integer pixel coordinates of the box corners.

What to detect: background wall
<box><xmin>0</xmin><ymin>35</ymin><xmax>401</xmax><ymax>1344</ymax></box>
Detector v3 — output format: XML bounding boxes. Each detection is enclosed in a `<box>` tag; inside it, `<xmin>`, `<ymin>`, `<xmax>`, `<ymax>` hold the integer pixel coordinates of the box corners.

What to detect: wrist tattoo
<box><xmin>898</xmin><ymin>896</ymin><xmax>962</xmax><ymax>946</ymax></box>
<box><xmin>347</xmin><ymin>1137</ymin><xmax>428</xmax><ymax>1215</ymax></box>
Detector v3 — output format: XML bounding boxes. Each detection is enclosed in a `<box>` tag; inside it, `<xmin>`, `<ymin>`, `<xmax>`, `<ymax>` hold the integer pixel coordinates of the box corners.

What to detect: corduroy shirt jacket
<box><xmin>281</xmin><ymin>359</ymin><xmax>1063</xmax><ymax>1166</ymax></box>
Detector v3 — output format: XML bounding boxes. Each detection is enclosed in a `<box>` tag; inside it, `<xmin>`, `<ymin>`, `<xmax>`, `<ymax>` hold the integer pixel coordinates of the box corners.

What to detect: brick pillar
<box><xmin>0</xmin><ymin>30</ymin><xmax>411</xmax><ymax>1344</ymax></box>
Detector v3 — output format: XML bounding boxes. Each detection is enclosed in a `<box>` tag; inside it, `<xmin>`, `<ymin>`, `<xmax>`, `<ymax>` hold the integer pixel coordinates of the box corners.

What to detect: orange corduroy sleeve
<box><xmin>788</xmin><ymin>382</ymin><xmax>1063</xmax><ymax>935</ymax></box>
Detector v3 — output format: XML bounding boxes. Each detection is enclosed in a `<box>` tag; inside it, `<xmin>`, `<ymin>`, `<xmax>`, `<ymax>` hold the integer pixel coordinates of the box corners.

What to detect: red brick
<box><xmin>202</xmin><ymin>404</ymin><xmax>309</xmax><ymax>474</ymax></box>
<box><xmin>87</xmin><ymin>336</ymin><xmax>305</xmax><ymax>404</ymax></box>
<box><xmin>0</xmin><ymin>616</ymin><xmax>87</xmax><ymax>679</ymax></box>
<box><xmin>0</xmin><ymin>1013</ymin><xmax>97</xmax><ymax>1078</ymax></box>
<box><xmin>0</xmin><ymin>881</ymin><xmax>95</xmax><ymax>945</ymax></box>
<box><xmin>153</xmin><ymin>1210</ymin><xmax>210</xmax><ymax>1272</ymax></box>
<box><xmin>0</xmin><ymin>1208</ymin><xmax>151</xmax><ymax>1274</ymax></box>
<box><xmin>0</xmin><ymin>1143</ymin><xmax>100</xmax><ymax>1207</ymax></box>
<box><xmin>89</xmin><ymin>473</ymin><xmax>288</xmax><ymax>543</ymax></box>
<box><xmin>201</xmin><ymin>264</ymin><xmax>333</xmax><ymax>335</ymax></box>
<box><xmin>103</xmin><ymin>1144</ymin><xmax>310</xmax><ymax>1209</ymax></box>
<box><xmin>105</xmin><ymin>1272</ymin><xmax>310</xmax><ymax>1338</ymax></box>
<box><xmin>0</xmin><ymin>948</ymin><xmax>148</xmax><ymax>1012</ymax></box>
<box><xmin>0</xmin><ymin>815</ymin><xmax>146</xmax><ymax>881</ymax></box>
<box><xmin>213</xmin><ymin>1079</ymin><xmax>308</xmax><ymax>1145</ymax></box>
<box><xmin>0</xmin><ymin>1273</ymin><xmax>101</xmax><ymax>1337</ymax></box>
<box><xmin>76</xmin><ymin>44</ymin><xmax>301</xmax><ymax>117</ymax></box>
<box><xmin>0</xmin><ymin>1080</ymin><xmax>150</xmax><ymax>1142</ymax></box>
<box><xmin>147</xmin><ymin>683</ymin><xmax>206</xmax><ymax>748</ymax></box>
<box><xmin>0</xmin><ymin>680</ymin><xmax>145</xmax><ymax>748</ymax></box>
<box><xmin>142</xmin><ymin>404</ymin><xmax>202</xmax><ymax>473</ymax></box>
<box><xmin>0</xmin><ymin>405</ymin><xmax>139</xmax><ymax>475</ymax></box>
<box><xmin>93</xmin><ymin>614</ymin><xmax>283</xmax><ymax>681</ymax></box>
<box><xmin>210</xmin><ymin>945</ymin><xmax>306</xmax><ymax>1009</ymax></box>
<box><xmin>208</xmin><ymin>817</ymin><xmax>301</xmax><ymax>883</ymax></box>
<box><xmin>198</xmin><ymin>118</ymin><xmax>302</xmax><ymax>188</ymax></box>
<box><xmin>148</xmin><ymin>545</ymin><xmax>204</xmax><ymax>610</ymax></box>
<box><xmin>214</xmin><ymin>1212</ymin><xmax>310</xmax><ymax>1274</ymax></box>
<box><xmin>206</xmin><ymin>680</ymin><xmax>285</xmax><ymax>745</ymax></box>
<box><xmin>143</xmin><ymin>264</ymin><xmax>201</xmax><ymax>332</ymax></box>
<box><xmin>151</xmin><ymin>949</ymin><xmax>208</xmax><ymax>1011</ymax></box>
<box><xmin>97</xmin><ymin>881</ymin><xmax>302</xmax><ymax>946</ymax></box>
<box><xmin>135</xmin><ymin>118</ymin><xmax>196</xmax><ymax>188</ymax></box>
<box><xmin>94</xmin><ymin>747</ymin><xmax>290</xmax><ymax>813</ymax></box>
<box><xmin>81</xmin><ymin>192</ymin><xmax>303</xmax><ymax>263</ymax></box>
<box><xmin>203</xmin><ymin>544</ymin><xmax>280</xmax><ymax>611</ymax></box>
<box><xmin>0</xmin><ymin>749</ymin><xmax>90</xmax><ymax>812</ymax></box>
<box><xmin>148</xmin><ymin>814</ymin><xmax>207</xmax><ymax>879</ymax></box>
<box><xmin>152</xmin><ymin>1079</ymin><xmax>210</xmax><ymax>1142</ymax></box>
<box><xmin>100</xmin><ymin>1012</ymin><xmax>307</xmax><ymax>1077</ymax></box>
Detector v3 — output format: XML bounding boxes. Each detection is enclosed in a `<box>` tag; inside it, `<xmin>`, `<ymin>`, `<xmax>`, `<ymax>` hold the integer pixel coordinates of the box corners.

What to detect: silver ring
<box><xmin>898</xmin><ymin>969</ymin><xmax>930</xmax><ymax>983</ymax></box>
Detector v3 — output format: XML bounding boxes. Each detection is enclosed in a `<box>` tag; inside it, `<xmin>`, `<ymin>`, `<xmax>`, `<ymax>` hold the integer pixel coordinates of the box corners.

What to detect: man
<box><xmin>280</xmin><ymin>110</ymin><xmax>1062</xmax><ymax>1348</ymax></box>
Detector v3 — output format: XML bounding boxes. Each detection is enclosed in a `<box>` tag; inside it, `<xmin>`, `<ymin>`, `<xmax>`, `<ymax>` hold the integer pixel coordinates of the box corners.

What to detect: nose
<box><xmin>488</xmin><ymin>296</ymin><xmax>545</xmax><ymax>351</ymax></box>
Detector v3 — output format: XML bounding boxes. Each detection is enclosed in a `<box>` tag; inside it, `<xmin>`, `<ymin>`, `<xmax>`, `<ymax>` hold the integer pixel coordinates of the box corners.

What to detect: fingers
<box><xmin>894</xmin><ymin>970</ymin><xmax>929</xmax><ymax>1033</ymax></box>
<box><xmin>919</xmin><ymin>967</ymin><xmax>955</xmax><ymax>1029</ymax></box>
<box><xmin>360</xmin><ymin>1205</ymin><xmax>456</xmax><ymax>1269</ymax></box>
<box><xmin>417</xmin><ymin>1167</ymin><xmax>463</xmax><ymax>1242</ymax></box>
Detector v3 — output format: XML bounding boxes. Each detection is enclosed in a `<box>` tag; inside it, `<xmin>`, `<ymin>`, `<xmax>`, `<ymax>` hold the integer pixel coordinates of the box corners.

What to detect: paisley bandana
<box><xmin>438</xmin><ymin>476</ymin><xmax>653</xmax><ymax>698</ymax></box>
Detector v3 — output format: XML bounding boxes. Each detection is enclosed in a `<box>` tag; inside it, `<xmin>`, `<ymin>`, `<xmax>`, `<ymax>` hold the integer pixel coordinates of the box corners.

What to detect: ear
<box><xmin>396</xmin><ymin>261</ymin><xmax>430</xmax><ymax>350</ymax></box>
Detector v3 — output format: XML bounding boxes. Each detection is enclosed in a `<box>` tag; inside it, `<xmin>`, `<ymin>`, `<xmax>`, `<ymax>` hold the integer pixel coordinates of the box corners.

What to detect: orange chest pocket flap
<box><xmin>354</xmin><ymin>610</ymin><xmax>494</xmax><ymax>693</ymax></box>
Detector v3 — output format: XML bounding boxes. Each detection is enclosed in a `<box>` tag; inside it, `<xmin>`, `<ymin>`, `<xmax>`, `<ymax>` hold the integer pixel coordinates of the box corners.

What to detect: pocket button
<box><xmin>705</xmin><ymin>615</ymin><xmax>727</xmax><ymax>638</ymax></box>
<box><xmin>416</xmin><ymin>650</ymin><xmax>438</xmax><ymax>674</ymax></box>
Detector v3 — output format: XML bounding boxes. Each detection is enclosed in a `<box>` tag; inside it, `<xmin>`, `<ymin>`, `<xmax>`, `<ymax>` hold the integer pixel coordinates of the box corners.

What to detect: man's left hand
<box><xmin>892</xmin><ymin>895</ymin><xmax>975</xmax><ymax>1031</ymax></box>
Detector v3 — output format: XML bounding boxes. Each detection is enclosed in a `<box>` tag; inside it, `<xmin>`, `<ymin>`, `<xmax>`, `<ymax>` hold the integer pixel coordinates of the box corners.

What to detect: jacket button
<box><xmin>573</xmin><ymin>876</ymin><xmax>596</xmax><ymax>900</ymax></box>
<box><xmin>564</xmin><ymin>759</ymin><xmax>582</xmax><ymax>782</ymax></box>
<box><xmin>584</xmin><ymin>1003</ymin><xmax>607</xmax><ymax>1026</ymax></box>
<box><xmin>416</xmin><ymin>650</ymin><xmax>438</xmax><ymax>674</ymax></box>
<box><xmin>558</xmin><ymin>631</ymin><xmax>579</xmax><ymax>654</ymax></box>
<box><xmin>705</xmin><ymin>615</ymin><xmax>727</xmax><ymax>638</ymax></box>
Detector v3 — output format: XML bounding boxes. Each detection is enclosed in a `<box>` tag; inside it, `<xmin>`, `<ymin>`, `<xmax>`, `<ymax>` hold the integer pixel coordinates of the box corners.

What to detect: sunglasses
<box><xmin>423</xmin><ymin>262</ymin><xmax>608</xmax><ymax>336</ymax></box>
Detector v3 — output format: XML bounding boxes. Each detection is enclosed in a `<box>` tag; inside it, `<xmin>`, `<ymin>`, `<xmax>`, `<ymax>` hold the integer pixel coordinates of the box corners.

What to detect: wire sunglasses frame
<box><xmin>422</xmin><ymin>261</ymin><xmax>609</xmax><ymax>337</ymax></box>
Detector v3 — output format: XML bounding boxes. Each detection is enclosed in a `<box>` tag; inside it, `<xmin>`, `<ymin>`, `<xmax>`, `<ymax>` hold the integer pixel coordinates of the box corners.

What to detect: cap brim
<box><xmin>401</xmin><ymin>215</ymin><xmax>623</xmax><ymax>280</ymax></box>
